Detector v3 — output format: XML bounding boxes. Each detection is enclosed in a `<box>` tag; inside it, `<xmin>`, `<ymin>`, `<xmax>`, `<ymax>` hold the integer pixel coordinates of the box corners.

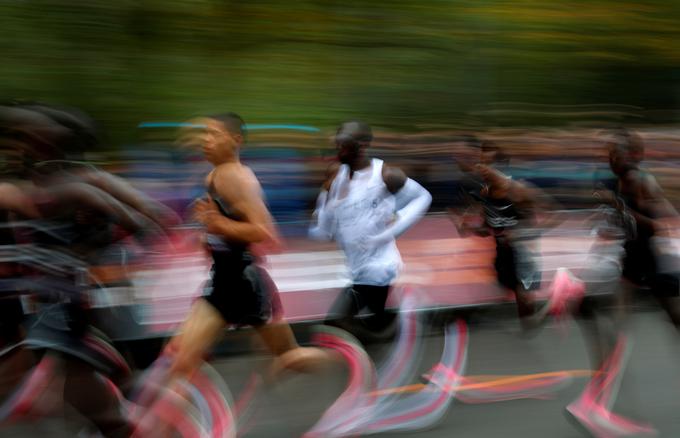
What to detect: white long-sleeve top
<box><xmin>310</xmin><ymin>159</ymin><xmax>431</xmax><ymax>286</ymax></box>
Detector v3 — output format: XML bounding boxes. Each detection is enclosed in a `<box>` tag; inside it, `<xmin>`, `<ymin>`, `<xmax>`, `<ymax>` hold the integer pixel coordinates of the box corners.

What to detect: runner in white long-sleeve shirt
<box><xmin>310</xmin><ymin>121</ymin><xmax>432</xmax><ymax>342</ymax></box>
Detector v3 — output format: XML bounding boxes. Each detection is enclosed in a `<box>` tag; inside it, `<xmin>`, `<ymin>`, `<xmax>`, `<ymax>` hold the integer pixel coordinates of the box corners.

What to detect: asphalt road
<box><xmin>6</xmin><ymin>302</ymin><xmax>680</xmax><ymax>438</ymax></box>
<box><xmin>227</xmin><ymin>306</ymin><xmax>680</xmax><ymax>438</ymax></box>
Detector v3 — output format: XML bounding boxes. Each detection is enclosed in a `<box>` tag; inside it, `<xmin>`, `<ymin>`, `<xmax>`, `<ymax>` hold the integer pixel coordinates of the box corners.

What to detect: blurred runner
<box><xmin>606</xmin><ymin>128</ymin><xmax>680</xmax><ymax>327</ymax></box>
<box><xmin>562</xmin><ymin>129</ymin><xmax>676</xmax><ymax>437</ymax></box>
<box><xmin>309</xmin><ymin>120</ymin><xmax>432</xmax><ymax>343</ymax></box>
<box><xmin>0</xmin><ymin>103</ymin><xmax>163</xmax><ymax>437</ymax></box>
<box><xmin>13</xmin><ymin>102</ymin><xmax>178</xmax><ymax>369</ymax></box>
<box><xmin>449</xmin><ymin>136</ymin><xmax>558</xmax><ymax>330</ymax></box>
<box><xmin>168</xmin><ymin>112</ymin><xmax>332</xmax><ymax>380</ymax></box>
<box><xmin>0</xmin><ymin>182</ymin><xmax>40</xmax><ymax>403</ymax></box>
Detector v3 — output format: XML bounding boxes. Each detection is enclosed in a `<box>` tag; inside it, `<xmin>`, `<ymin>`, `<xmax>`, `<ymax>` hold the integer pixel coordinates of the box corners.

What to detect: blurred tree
<box><xmin>1</xmin><ymin>0</ymin><xmax>679</xmax><ymax>145</ymax></box>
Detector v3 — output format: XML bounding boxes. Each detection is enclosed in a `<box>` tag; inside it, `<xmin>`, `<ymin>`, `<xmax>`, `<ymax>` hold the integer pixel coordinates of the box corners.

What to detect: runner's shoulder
<box><xmin>381</xmin><ymin>163</ymin><xmax>407</xmax><ymax>194</ymax></box>
<box><xmin>210</xmin><ymin>164</ymin><xmax>257</xmax><ymax>200</ymax></box>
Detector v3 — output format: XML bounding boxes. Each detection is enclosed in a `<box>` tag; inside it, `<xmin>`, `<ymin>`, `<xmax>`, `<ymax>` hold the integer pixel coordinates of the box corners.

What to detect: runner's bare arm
<box><xmin>76</xmin><ymin>169</ymin><xmax>180</xmax><ymax>227</ymax></box>
<box><xmin>0</xmin><ymin>183</ymin><xmax>39</xmax><ymax>218</ymax></box>
<box><xmin>446</xmin><ymin>205</ymin><xmax>489</xmax><ymax>237</ymax></box>
<box><xmin>640</xmin><ymin>174</ymin><xmax>678</xmax><ymax>218</ymax></box>
<box><xmin>637</xmin><ymin>174</ymin><xmax>679</xmax><ymax>234</ymax></box>
<box><xmin>38</xmin><ymin>182</ymin><xmax>153</xmax><ymax>233</ymax></box>
<box><xmin>196</xmin><ymin>167</ymin><xmax>276</xmax><ymax>244</ymax></box>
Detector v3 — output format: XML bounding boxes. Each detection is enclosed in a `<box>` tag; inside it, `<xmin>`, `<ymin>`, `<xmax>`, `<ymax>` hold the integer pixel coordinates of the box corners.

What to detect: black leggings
<box><xmin>325</xmin><ymin>284</ymin><xmax>395</xmax><ymax>334</ymax></box>
<box><xmin>62</xmin><ymin>356</ymin><xmax>132</xmax><ymax>438</ymax></box>
<box><xmin>0</xmin><ymin>297</ymin><xmax>24</xmax><ymax>345</ymax></box>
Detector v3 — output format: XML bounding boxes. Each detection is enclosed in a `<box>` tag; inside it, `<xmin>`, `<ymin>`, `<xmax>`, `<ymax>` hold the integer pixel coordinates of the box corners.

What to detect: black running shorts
<box><xmin>203</xmin><ymin>253</ymin><xmax>276</xmax><ymax>327</ymax></box>
<box><xmin>623</xmin><ymin>240</ymin><xmax>679</xmax><ymax>297</ymax></box>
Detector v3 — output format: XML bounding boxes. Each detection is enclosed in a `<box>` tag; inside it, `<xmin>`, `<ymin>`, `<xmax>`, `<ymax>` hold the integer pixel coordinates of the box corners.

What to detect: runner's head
<box><xmin>198</xmin><ymin>112</ymin><xmax>246</xmax><ymax>165</ymax></box>
<box><xmin>456</xmin><ymin>134</ymin><xmax>482</xmax><ymax>172</ymax></box>
<box><xmin>608</xmin><ymin>128</ymin><xmax>643</xmax><ymax>176</ymax></box>
<box><xmin>335</xmin><ymin>120</ymin><xmax>372</xmax><ymax>165</ymax></box>
<box><xmin>480</xmin><ymin>140</ymin><xmax>509</xmax><ymax>166</ymax></box>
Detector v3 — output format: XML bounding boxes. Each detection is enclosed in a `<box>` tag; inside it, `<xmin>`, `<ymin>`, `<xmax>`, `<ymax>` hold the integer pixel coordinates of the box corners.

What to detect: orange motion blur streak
<box><xmin>369</xmin><ymin>369</ymin><xmax>594</xmax><ymax>396</ymax></box>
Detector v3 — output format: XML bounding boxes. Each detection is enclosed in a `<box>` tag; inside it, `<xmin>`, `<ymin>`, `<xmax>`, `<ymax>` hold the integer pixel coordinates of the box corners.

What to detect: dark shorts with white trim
<box><xmin>203</xmin><ymin>252</ymin><xmax>282</xmax><ymax>327</ymax></box>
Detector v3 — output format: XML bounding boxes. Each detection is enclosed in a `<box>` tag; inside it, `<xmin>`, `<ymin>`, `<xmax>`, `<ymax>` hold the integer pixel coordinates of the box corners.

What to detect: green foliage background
<box><xmin>2</xmin><ymin>1</ymin><xmax>679</xmax><ymax>144</ymax></box>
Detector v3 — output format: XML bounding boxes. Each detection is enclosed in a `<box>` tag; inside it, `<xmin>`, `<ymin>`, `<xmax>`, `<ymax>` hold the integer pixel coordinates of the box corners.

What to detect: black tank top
<box><xmin>205</xmin><ymin>186</ymin><xmax>250</xmax><ymax>264</ymax></box>
<box><xmin>616</xmin><ymin>171</ymin><xmax>652</xmax><ymax>242</ymax></box>
<box><xmin>465</xmin><ymin>180</ymin><xmax>524</xmax><ymax>235</ymax></box>
<box><xmin>0</xmin><ymin>210</ymin><xmax>20</xmax><ymax>280</ymax></box>
<box><xmin>0</xmin><ymin>211</ymin><xmax>15</xmax><ymax>245</ymax></box>
<box><xmin>482</xmin><ymin>196</ymin><xmax>522</xmax><ymax>231</ymax></box>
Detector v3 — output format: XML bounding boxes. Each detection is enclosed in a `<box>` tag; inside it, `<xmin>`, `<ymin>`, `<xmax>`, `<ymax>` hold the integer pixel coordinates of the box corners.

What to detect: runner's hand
<box><xmin>448</xmin><ymin>208</ymin><xmax>487</xmax><ymax>237</ymax></box>
<box><xmin>193</xmin><ymin>198</ymin><xmax>221</xmax><ymax>232</ymax></box>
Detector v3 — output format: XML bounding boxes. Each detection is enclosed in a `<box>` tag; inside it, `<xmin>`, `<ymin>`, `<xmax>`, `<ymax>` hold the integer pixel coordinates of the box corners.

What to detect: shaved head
<box><xmin>335</xmin><ymin>120</ymin><xmax>372</xmax><ymax>165</ymax></box>
<box><xmin>336</xmin><ymin>120</ymin><xmax>372</xmax><ymax>145</ymax></box>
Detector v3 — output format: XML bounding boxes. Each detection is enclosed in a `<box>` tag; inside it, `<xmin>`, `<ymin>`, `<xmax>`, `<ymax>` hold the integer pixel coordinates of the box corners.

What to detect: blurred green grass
<box><xmin>1</xmin><ymin>1</ymin><xmax>679</xmax><ymax>145</ymax></box>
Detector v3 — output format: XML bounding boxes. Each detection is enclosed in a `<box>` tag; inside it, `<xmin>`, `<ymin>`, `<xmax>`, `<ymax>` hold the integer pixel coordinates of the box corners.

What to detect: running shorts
<box><xmin>203</xmin><ymin>252</ymin><xmax>282</xmax><ymax>327</ymax></box>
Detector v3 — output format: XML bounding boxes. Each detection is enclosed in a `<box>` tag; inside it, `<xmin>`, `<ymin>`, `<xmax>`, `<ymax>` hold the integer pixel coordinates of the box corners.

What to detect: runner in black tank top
<box><xmin>608</xmin><ymin>129</ymin><xmax>680</xmax><ymax>328</ymax></box>
<box><xmin>0</xmin><ymin>104</ymin><xmax>154</xmax><ymax>437</ymax></box>
<box><xmin>450</xmin><ymin>137</ymin><xmax>559</xmax><ymax>329</ymax></box>
<box><xmin>561</xmin><ymin>128</ymin><xmax>680</xmax><ymax>437</ymax></box>
<box><xmin>166</xmin><ymin>113</ymin><xmax>334</xmax><ymax>381</ymax></box>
